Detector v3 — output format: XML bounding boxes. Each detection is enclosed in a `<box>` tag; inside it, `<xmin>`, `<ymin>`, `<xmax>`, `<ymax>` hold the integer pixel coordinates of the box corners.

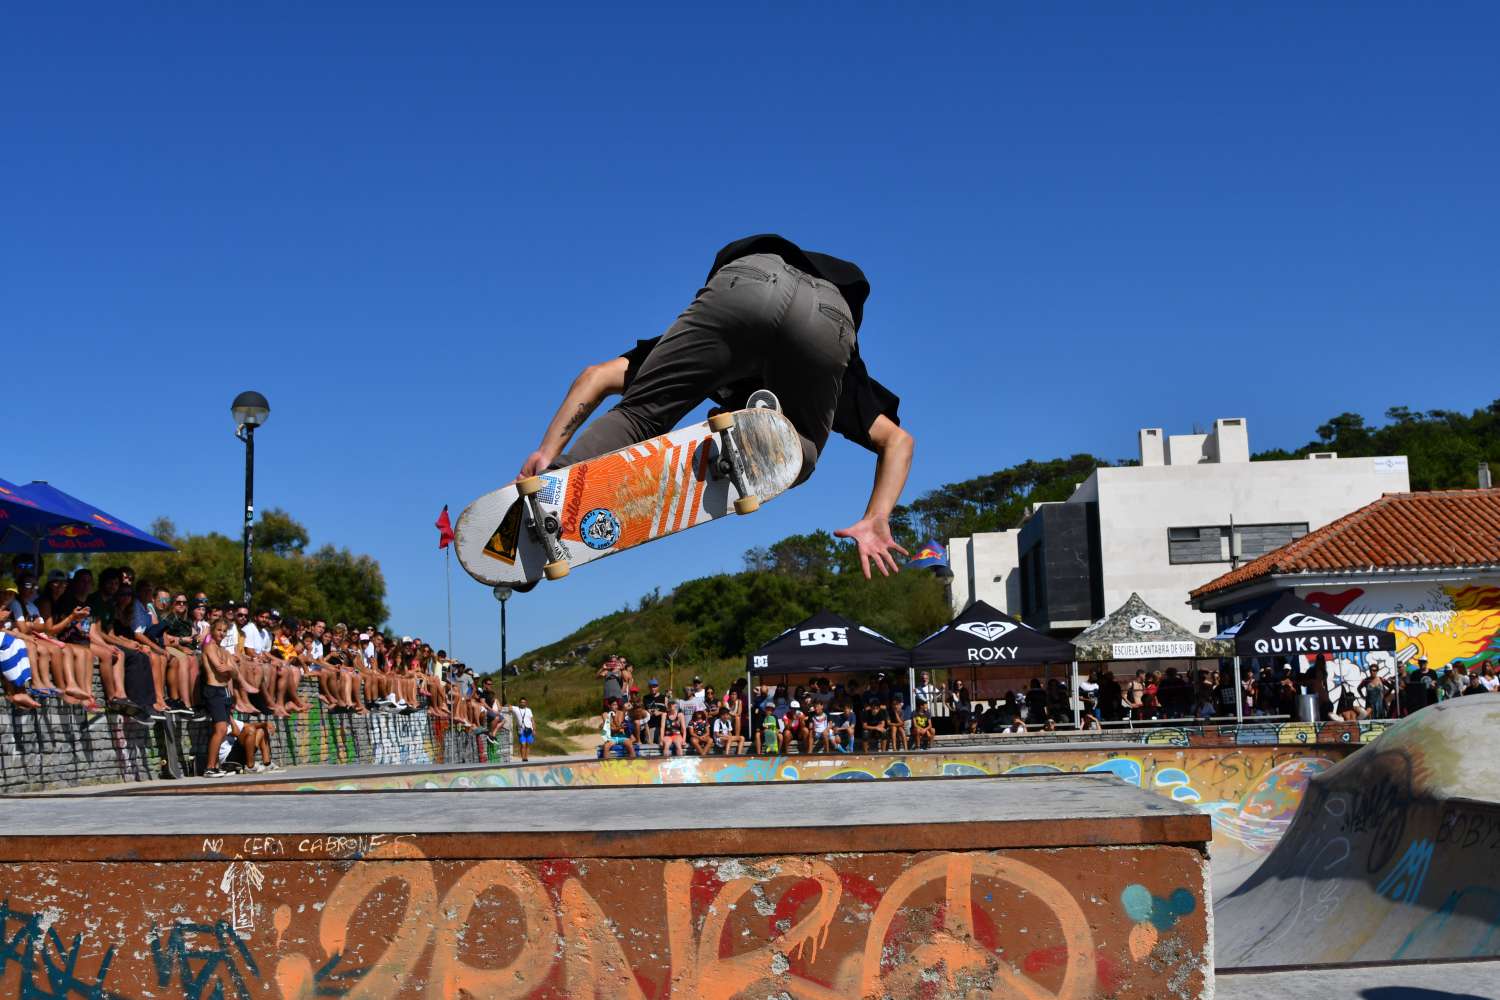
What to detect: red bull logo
<box><xmin>914</xmin><ymin>546</ymin><xmax>942</xmax><ymax>561</ymax></box>
<box><xmin>49</xmin><ymin>524</ymin><xmax>93</xmax><ymax>539</ymax></box>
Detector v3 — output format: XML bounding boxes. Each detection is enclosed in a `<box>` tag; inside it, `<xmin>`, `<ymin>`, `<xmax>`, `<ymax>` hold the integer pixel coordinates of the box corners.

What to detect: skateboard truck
<box><xmin>515</xmin><ymin>477</ymin><xmax>570</xmax><ymax>580</ymax></box>
<box><xmin>708</xmin><ymin>411</ymin><xmax>760</xmax><ymax>514</ymax></box>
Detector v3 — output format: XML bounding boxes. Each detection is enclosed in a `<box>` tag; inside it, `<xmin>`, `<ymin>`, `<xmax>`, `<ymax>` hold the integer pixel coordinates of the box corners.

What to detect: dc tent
<box><xmin>911</xmin><ymin>599</ymin><xmax>1080</xmax><ymax>728</ymax></box>
<box><xmin>747</xmin><ymin>610</ymin><xmax>910</xmax><ymax>675</ymax></box>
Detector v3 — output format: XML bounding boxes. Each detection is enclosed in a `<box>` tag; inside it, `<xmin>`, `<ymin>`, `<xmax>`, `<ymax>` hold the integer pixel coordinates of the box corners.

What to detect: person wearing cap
<box><xmin>642</xmin><ymin>677</ymin><xmax>666</xmax><ymax>746</ymax></box>
<box><xmin>754</xmin><ymin>700</ymin><xmax>783</xmax><ymax>754</ymax></box>
<box><xmin>781</xmin><ymin>699</ymin><xmax>809</xmax><ymax>754</ymax></box>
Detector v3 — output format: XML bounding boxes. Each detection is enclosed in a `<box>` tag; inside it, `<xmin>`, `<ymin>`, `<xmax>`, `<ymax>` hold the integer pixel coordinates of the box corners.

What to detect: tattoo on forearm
<box><xmin>562</xmin><ymin>400</ymin><xmax>597</xmax><ymax>437</ymax></box>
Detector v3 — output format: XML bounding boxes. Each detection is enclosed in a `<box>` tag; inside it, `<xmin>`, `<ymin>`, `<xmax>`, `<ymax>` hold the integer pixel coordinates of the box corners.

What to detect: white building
<box><xmin>949</xmin><ymin>418</ymin><xmax>1411</xmax><ymax>636</ymax></box>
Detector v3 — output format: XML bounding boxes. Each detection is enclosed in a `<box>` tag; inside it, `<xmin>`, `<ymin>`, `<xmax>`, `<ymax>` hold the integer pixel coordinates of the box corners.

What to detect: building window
<box><xmin>1167</xmin><ymin>523</ymin><xmax>1308</xmax><ymax>564</ymax></box>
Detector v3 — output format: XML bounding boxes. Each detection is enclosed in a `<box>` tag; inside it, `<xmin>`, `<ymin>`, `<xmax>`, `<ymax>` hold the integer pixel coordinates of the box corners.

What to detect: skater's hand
<box><xmin>835</xmin><ymin>517</ymin><xmax>909</xmax><ymax>580</ymax></box>
<box><xmin>517</xmin><ymin>449</ymin><xmax>556</xmax><ymax>480</ymax></box>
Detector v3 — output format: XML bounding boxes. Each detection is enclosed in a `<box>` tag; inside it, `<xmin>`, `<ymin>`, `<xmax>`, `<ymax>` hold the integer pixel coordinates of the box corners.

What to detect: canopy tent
<box><xmin>1071</xmin><ymin>592</ymin><xmax>1230</xmax><ymax>661</ymax></box>
<box><xmin>1071</xmin><ymin>592</ymin><xmax>1233</xmax><ymax>726</ymax></box>
<box><xmin>747</xmin><ymin>610</ymin><xmax>910</xmax><ymax>675</ymax></box>
<box><xmin>1226</xmin><ymin>590</ymin><xmax>1396</xmax><ymax>657</ymax></box>
<box><xmin>1222</xmin><ymin>591</ymin><xmax>1398</xmax><ymax>721</ymax></box>
<box><xmin>912</xmin><ymin>599</ymin><xmax>1081</xmax><ymax>728</ymax></box>
<box><xmin>911</xmin><ymin>600</ymin><xmax>1074</xmax><ymax>668</ymax></box>
<box><xmin>0</xmin><ymin>480</ymin><xmax>173</xmax><ymax>556</ymax></box>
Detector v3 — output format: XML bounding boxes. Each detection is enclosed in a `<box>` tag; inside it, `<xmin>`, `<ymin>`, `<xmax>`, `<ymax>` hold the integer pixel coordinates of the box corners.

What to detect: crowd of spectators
<box><xmin>596</xmin><ymin>661</ymin><xmax>941</xmax><ymax>758</ymax></box>
<box><xmin>1</xmin><ymin>561</ymin><xmax>508</xmax><ymax>776</ymax></box>
<box><xmin>590</xmin><ymin>651</ymin><xmax>1500</xmax><ymax>759</ymax></box>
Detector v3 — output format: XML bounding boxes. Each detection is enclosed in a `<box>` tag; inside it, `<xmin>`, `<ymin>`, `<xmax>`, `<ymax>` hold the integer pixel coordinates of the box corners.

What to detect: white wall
<box><xmin>1093</xmin><ymin>455</ymin><xmax>1410</xmax><ymax>634</ymax></box>
<box><xmin>945</xmin><ymin>530</ymin><xmax>1022</xmax><ymax>615</ymax></box>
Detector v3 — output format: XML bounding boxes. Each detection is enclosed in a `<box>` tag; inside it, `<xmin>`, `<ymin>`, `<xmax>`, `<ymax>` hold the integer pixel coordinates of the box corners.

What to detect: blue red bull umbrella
<box><xmin>907</xmin><ymin>538</ymin><xmax>951</xmax><ymax>573</ymax></box>
<box><xmin>0</xmin><ymin>480</ymin><xmax>173</xmax><ymax>554</ymax></box>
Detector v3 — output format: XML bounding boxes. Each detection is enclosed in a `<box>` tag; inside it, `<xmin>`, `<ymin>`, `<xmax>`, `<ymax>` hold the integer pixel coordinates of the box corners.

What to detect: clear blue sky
<box><xmin>6</xmin><ymin>4</ymin><xmax>1497</xmax><ymax>667</ymax></box>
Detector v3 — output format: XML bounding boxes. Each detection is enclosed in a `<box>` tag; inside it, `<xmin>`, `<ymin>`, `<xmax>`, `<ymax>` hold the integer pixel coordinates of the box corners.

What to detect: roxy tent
<box><xmin>1071</xmin><ymin>592</ymin><xmax>1230</xmax><ymax>662</ymax></box>
<box><xmin>746</xmin><ymin>610</ymin><xmax>910</xmax><ymax>675</ymax></box>
<box><xmin>1227</xmin><ymin>591</ymin><xmax>1395</xmax><ymax>658</ymax></box>
<box><xmin>911</xmin><ymin>600</ymin><xmax>1074</xmax><ymax>668</ymax></box>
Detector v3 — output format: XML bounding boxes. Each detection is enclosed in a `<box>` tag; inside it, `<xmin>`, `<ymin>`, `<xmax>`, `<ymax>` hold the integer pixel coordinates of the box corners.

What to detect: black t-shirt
<box><xmin>619</xmin><ymin>235</ymin><xmax>901</xmax><ymax>454</ymax></box>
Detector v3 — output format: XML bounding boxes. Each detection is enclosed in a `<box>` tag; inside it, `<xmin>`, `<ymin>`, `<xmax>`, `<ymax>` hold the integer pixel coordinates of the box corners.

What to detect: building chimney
<box><xmin>1139</xmin><ymin>428</ymin><xmax>1164</xmax><ymax>467</ymax></box>
<box><xmin>1481</xmin><ymin>462</ymin><xmax>1493</xmax><ymax>490</ymax></box>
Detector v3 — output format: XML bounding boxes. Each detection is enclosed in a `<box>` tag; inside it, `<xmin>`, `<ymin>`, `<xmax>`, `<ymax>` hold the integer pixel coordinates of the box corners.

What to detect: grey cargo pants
<box><xmin>565</xmin><ymin>253</ymin><xmax>856</xmax><ymax>482</ymax></box>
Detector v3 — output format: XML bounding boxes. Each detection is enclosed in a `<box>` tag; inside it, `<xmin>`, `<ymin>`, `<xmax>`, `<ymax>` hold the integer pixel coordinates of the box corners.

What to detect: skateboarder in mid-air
<box><xmin>518</xmin><ymin>235</ymin><xmax>914</xmax><ymax>579</ymax></box>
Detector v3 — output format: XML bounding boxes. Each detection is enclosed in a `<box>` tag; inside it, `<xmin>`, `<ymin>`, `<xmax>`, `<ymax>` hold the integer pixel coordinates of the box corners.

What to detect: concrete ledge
<box><xmin>0</xmin><ymin>775</ymin><xmax>1213</xmax><ymax>999</ymax></box>
<box><xmin>0</xmin><ymin>774</ymin><xmax>1209</xmax><ymax>862</ymax></box>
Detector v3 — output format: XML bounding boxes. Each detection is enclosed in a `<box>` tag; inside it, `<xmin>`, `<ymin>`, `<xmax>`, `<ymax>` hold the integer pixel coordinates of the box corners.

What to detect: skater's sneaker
<box><xmin>203</xmin><ymin>768</ymin><xmax>228</xmax><ymax>778</ymax></box>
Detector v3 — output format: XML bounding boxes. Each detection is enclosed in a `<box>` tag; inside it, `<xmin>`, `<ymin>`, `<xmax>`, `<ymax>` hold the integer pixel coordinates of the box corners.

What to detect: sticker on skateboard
<box><xmin>455</xmin><ymin>404</ymin><xmax>802</xmax><ymax>587</ymax></box>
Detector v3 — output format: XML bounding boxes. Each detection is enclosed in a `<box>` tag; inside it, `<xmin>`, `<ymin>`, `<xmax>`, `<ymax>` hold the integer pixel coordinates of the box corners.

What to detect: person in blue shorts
<box><xmin>512</xmin><ymin>696</ymin><xmax>535</xmax><ymax>762</ymax></box>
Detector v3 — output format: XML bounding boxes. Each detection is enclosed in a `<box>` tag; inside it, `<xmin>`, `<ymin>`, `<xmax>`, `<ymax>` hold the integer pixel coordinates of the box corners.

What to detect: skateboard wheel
<box><xmin>747</xmin><ymin>389</ymin><xmax>781</xmax><ymax>411</ymax></box>
<box><xmin>733</xmin><ymin>495</ymin><xmax>760</xmax><ymax>515</ymax></box>
<box><xmin>543</xmin><ymin>560</ymin><xmax>570</xmax><ymax>581</ymax></box>
<box><xmin>708</xmin><ymin>412</ymin><xmax>735</xmax><ymax>433</ymax></box>
<box><xmin>517</xmin><ymin>475</ymin><xmax>545</xmax><ymax>497</ymax></box>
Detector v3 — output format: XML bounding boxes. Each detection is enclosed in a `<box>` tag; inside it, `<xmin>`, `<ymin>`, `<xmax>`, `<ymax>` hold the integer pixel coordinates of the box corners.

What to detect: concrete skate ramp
<box><xmin>0</xmin><ymin>775</ymin><xmax>1214</xmax><ymax>998</ymax></box>
<box><xmin>116</xmin><ymin>743</ymin><xmax>1362</xmax><ymax>903</ymax></box>
<box><xmin>1216</xmin><ymin>698</ymin><xmax>1500</xmax><ymax>968</ymax></box>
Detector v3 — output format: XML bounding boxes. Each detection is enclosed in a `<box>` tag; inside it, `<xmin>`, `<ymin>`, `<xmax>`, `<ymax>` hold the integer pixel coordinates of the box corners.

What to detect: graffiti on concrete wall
<box><xmin>0</xmin><ymin>841</ymin><xmax>1211</xmax><ymax>999</ymax></box>
<box><xmin>368</xmin><ymin>712</ymin><xmax>435</xmax><ymax>767</ymax></box>
<box><xmin>1308</xmin><ymin>581</ymin><xmax>1500</xmax><ymax>674</ymax></box>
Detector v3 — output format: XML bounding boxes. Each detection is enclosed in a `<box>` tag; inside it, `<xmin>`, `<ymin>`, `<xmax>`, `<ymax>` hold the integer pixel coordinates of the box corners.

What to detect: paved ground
<box><xmin>1218</xmin><ymin>959</ymin><xmax>1500</xmax><ymax>998</ymax></box>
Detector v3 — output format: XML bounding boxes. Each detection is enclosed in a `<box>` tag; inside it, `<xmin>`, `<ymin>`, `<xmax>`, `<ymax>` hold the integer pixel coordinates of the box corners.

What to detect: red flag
<box><xmin>435</xmin><ymin>505</ymin><xmax>454</xmax><ymax>549</ymax></box>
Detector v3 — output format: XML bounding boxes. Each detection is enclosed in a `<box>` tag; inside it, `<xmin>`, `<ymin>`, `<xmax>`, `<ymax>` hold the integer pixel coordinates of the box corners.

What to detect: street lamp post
<box><xmin>231</xmin><ymin>391</ymin><xmax>271</xmax><ymax>608</ymax></box>
<box><xmin>493</xmin><ymin>584</ymin><xmax>511</xmax><ymax>703</ymax></box>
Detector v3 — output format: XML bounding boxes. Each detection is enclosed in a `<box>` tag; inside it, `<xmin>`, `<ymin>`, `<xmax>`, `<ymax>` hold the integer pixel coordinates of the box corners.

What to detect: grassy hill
<box><xmin>497</xmin><ymin>398</ymin><xmax>1500</xmax><ymax>734</ymax></box>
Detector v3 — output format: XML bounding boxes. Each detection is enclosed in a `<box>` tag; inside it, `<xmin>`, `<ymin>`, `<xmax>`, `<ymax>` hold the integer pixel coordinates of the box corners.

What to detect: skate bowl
<box><xmin>1216</xmin><ymin>696</ymin><xmax>1500</xmax><ymax>967</ymax></box>
<box><xmin>132</xmin><ymin>741</ymin><xmax>1360</xmax><ymax>902</ymax></box>
<box><xmin>0</xmin><ymin>774</ymin><xmax>1213</xmax><ymax>999</ymax></box>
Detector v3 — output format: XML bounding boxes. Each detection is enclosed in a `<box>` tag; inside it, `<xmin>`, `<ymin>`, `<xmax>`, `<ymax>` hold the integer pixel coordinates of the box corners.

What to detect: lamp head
<box><xmin>231</xmin><ymin>391</ymin><xmax>271</xmax><ymax>430</ymax></box>
<box><xmin>492</xmin><ymin>584</ymin><xmax>512</xmax><ymax>603</ymax></box>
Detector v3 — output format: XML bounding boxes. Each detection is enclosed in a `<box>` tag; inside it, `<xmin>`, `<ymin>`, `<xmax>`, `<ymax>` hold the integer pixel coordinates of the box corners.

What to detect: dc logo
<box><xmin>753</xmin><ymin>655</ymin><xmax>768</xmax><ymax>668</ymax></box>
<box><xmin>799</xmin><ymin>627</ymin><xmax>849</xmax><ymax>647</ymax></box>
<box><xmin>1129</xmin><ymin>614</ymin><xmax>1162</xmax><ymax>633</ymax></box>
<box><xmin>580</xmin><ymin>508</ymin><xmax>621</xmax><ymax>550</ymax></box>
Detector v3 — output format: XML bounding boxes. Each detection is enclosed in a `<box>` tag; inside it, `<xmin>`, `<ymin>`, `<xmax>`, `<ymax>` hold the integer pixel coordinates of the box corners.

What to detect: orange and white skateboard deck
<box><xmin>455</xmin><ymin>406</ymin><xmax>802</xmax><ymax>587</ymax></box>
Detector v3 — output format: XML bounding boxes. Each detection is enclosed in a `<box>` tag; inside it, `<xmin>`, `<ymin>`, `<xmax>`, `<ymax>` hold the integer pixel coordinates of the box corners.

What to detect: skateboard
<box><xmin>455</xmin><ymin>394</ymin><xmax>802</xmax><ymax>587</ymax></box>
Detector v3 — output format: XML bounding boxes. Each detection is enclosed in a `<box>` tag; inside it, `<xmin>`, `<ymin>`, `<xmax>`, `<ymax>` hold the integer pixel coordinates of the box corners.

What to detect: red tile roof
<box><xmin>1193</xmin><ymin>490</ymin><xmax>1500</xmax><ymax>599</ymax></box>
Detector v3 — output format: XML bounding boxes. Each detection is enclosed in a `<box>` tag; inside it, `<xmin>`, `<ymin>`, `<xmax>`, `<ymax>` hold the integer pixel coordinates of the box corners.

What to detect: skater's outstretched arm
<box><xmin>835</xmin><ymin>414</ymin><xmax>914</xmax><ymax>579</ymax></box>
<box><xmin>519</xmin><ymin>357</ymin><xmax>628</xmax><ymax>478</ymax></box>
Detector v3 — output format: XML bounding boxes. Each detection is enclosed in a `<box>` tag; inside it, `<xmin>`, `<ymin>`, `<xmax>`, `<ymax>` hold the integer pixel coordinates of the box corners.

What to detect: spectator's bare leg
<box><xmin>204</xmin><ymin>721</ymin><xmax>228</xmax><ymax>772</ymax></box>
<box><xmin>147</xmin><ymin>651</ymin><xmax>169</xmax><ymax>711</ymax></box>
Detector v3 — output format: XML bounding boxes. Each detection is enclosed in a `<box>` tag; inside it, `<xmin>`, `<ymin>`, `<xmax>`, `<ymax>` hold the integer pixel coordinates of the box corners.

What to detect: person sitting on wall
<box><xmin>659</xmin><ymin>702</ymin><xmax>687</xmax><ymax>757</ymax></box>
<box><xmin>0</xmin><ymin>599</ymin><xmax>41</xmax><ymax>710</ymax></box>
<box><xmin>711</xmin><ymin>705</ymin><xmax>745</xmax><ymax>755</ymax></box>
<box><xmin>600</xmin><ymin>698</ymin><xmax>636</xmax><ymax>759</ymax></box>
<box><xmin>860</xmin><ymin>698</ymin><xmax>888</xmax><ymax>752</ymax></box>
<box><xmin>885</xmin><ymin>696</ymin><xmax>909</xmax><ymax>751</ymax></box>
<box><xmin>754</xmin><ymin>700</ymin><xmax>782</xmax><ymax>754</ymax></box>
<box><xmin>687</xmin><ymin>709</ymin><xmax>712</xmax><ymax>756</ymax></box>
<box><xmin>826</xmin><ymin>696</ymin><xmax>855</xmax><ymax>752</ymax></box>
<box><xmin>910</xmin><ymin>700</ymin><xmax>936</xmax><ymax>749</ymax></box>
<box><xmin>807</xmin><ymin>700</ymin><xmax>834</xmax><ymax>753</ymax></box>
